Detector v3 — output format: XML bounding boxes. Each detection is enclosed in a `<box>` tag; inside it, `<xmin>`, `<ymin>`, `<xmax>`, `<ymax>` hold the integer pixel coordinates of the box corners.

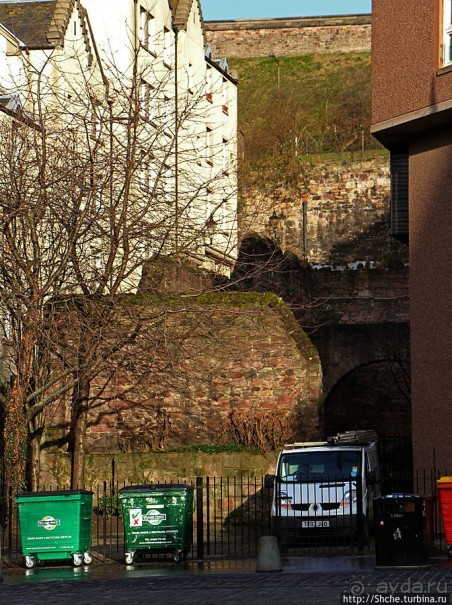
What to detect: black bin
<box><xmin>374</xmin><ymin>494</ymin><xmax>429</xmax><ymax>568</ymax></box>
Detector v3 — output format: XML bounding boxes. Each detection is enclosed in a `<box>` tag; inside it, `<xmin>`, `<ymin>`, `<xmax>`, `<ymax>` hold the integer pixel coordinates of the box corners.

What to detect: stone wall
<box><xmin>45</xmin><ymin>293</ymin><xmax>322</xmax><ymax>464</ymax></box>
<box><xmin>40</xmin><ymin>450</ymin><xmax>280</xmax><ymax>489</ymax></box>
<box><xmin>240</xmin><ymin>151</ymin><xmax>406</xmax><ymax>266</ymax></box>
<box><xmin>205</xmin><ymin>15</ymin><xmax>371</xmax><ymax>59</ymax></box>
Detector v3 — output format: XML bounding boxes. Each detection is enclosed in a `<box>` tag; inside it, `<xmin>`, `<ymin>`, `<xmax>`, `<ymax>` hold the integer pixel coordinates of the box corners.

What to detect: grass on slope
<box><xmin>228</xmin><ymin>53</ymin><xmax>373</xmax><ymax>163</ymax></box>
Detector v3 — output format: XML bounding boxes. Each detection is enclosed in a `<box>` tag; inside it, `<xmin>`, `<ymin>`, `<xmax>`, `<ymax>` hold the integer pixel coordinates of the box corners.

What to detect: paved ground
<box><xmin>1</xmin><ymin>557</ymin><xmax>452</xmax><ymax>604</ymax></box>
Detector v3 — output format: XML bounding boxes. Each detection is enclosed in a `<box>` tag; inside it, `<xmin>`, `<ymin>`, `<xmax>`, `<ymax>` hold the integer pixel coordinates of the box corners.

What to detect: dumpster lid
<box><xmin>17</xmin><ymin>489</ymin><xmax>93</xmax><ymax>498</ymax></box>
<box><xmin>119</xmin><ymin>484</ymin><xmax>193</xmax><ymax>493</ymax></box>
<box><xmin>437</xmin><ymin>476</ymin><xmax>452</xmax><ymax>484</ymax></box>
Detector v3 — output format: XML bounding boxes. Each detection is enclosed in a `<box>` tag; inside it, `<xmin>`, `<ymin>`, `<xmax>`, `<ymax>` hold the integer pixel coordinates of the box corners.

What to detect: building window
<box><xmin>164</xmin><ymin>27</ymin><xmax>172</xmax><ymax>67</ymax></box>
<box><xmin>206</xmin><ymin>66</ymin><xmax>213</xmax><ymax>102</ymax></box>
<box><xmin>222</xmin><ymin>137</ymin><xmax>230</xmax><ymax>174</ymax></box>
<box><xmin>443</xmin><ymin>0</ymin><xmax>452</xmax><ymax>65</ymax></box>
<box><xmin>163</xmin><ymin>95</ymin><xmax>172</xmax><ymax>134</ymax></box>
<box><xmin>390</xmin><ymin>145</ymin><xmax>409</xmax><ymax>245</ymax></box>
<box><xmin>139</xmin><ymin>80</ymin><xmax>151</xmax><ymax>120</ymax></box>
<box><xmin>140</xmin><ymin>8</ymin><xmax>155</xmax><ymax>53</ymax></box>
<box><xmin>163</xmin><ymin>165</ymin><xmax>172</xmax><ymax>203</ymax></box>
<box><xmin>222</xmin><ymin>77</ymin><xmax>229</xmax><ymax>114</ymax></box>
<box><xmin>206</xmin><ymin>127</ymin><xmax>213</xmax><ymax>165</ymax></box>
<box><xmin>188</xmin><ymin>62</ymin><xmax>193</xmax><ymax>93</ymax></box>
<box><xmin>91</xmin><ymin>101</ymin><xmax>103</xmax><ymax>140</ymax></box>
<box><xmin>140</xmin><ymin>160</ymin><xmax>157</xmax><ymax>192</ymax></box>
<box><xmin>140</xmin><ymin>7</ymin><xmax>149</xmax><ymax>47</ymax></box>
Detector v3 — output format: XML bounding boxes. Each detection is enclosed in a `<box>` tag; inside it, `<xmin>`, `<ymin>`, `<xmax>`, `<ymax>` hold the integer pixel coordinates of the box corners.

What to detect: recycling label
<box><xmin>129</xmin><ymin>508</ymin><xmax>167</xmax><ymax>527</ymax></box>
<box><xmin>129</xmin><ymin>509</ymin><xmax>143</xmax><ymax>527</ymax></box>
<box><xmin>143</xmin><ymin>510</ymin><xmax>167</xmax><ymax>526</ymax></box>
<box><xmin>38</xmin><ymin>516</ymin><xmax>61</xmax><ymax>531</ymax></box>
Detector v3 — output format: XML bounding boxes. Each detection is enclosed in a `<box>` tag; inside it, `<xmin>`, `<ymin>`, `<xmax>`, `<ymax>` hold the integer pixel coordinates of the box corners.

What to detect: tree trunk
<box><xmin>5</xmin><ymin>319</ymin><xmax>38</xmax><ymax>489</ymax></box>
<box><xmin>4</xmin><ymin>383</ymin><xmax>28</xmax><ymax>489</ymax></box>
<box><xmin>70</xmin><ymin>378</ymin><xmax>90</xmax><ymax>490</ymax></box>
<box><xmin>28</xmin><ymin>424</ymin><xmax>42</xmax><ymax>491</ymax></box>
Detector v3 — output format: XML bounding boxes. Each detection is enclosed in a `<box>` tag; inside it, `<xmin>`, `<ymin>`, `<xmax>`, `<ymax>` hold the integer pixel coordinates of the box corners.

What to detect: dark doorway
<box><xmin>324</xmin><ymin>360</ymin><xmax>411</xmax><ymax>437</ymax></box>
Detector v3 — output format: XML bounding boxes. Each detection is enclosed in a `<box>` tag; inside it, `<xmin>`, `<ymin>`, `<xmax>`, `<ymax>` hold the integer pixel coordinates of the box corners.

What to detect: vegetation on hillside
<box><xmin>228</xmin><ymin>53</ymin><xmax>376</xmax><ymax>171</ymax></box>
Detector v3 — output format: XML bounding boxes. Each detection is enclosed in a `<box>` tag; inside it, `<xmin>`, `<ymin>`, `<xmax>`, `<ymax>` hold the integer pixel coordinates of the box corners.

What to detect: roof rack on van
<box><xmin>327</xmin><ymin>430</ymin><xmax>378</xmax><ymax>445</ymax></box>
<box><xmin>283</xmin><ymin>441</ymin><xmax>329</xmax><ymax>449</ymax></box>
<box><xmin>283</xmin><ymin>430</ymin><xmax>378</xmax><ymax>450</ymax></box>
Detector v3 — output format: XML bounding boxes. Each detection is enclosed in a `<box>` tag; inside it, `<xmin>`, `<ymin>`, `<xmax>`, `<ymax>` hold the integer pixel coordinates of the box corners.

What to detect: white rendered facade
<box><xmin>0</xmin><ymin>0</ymin><xmax>238</xmax><ymax>281</ymax></box>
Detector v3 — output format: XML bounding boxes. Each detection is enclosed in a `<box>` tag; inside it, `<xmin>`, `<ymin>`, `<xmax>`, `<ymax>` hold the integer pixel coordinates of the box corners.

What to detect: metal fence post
<box><xmin>103</xmin><ymin>480</ymin><xmax>107</xmax><ymax>562</ymax></box>
<box><xmin>8</xmin><ymin>486</ymin><xmax>12</xmax><ymax>561</ymax></box>
<box><xmin>356</xmin><ymin>473</ymin><xmax>364</xmax><ymax>556</ymax></box>
<box><xmin>196</xmin><ymin>477</ymin><xmax>203</xmax><ymax>560</ymax></box>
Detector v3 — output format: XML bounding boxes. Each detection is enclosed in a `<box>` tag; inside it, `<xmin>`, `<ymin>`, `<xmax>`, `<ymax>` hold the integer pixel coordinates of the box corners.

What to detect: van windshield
<box><xmin>278</xmin><ymin>450</ymin><xmax>361</xmax><ymax>482</ymax></box>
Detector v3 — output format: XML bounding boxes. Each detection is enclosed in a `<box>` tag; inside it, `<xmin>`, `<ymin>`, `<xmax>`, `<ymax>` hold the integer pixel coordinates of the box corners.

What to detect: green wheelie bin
<box><xmin>119</xmin><ymin>484</ymin><xmax>194</xmax><ymax>564</ymax></box>
<box><xmin>16</xmin><ymin>490</ymin><xmax>93</xmax><ymax>569</ymax></box>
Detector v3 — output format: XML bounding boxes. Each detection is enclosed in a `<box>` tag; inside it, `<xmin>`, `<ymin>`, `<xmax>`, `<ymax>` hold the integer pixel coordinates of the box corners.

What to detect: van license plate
<box><xmin>302</xmin><ymin>520</ymin><xmax>330</xmax><ymax>528</ymax></box>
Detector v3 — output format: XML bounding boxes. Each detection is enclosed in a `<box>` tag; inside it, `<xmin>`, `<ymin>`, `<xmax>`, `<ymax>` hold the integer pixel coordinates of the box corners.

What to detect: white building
<box><xmin>0</xmin><ymin>0</ymin><xmax>238</xmax><ymax>282</ymax></box>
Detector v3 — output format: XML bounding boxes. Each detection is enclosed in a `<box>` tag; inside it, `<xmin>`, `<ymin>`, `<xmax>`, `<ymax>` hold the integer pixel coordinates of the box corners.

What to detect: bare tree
<box><xmin>0</xmin><ymin>34</ymin><xmax>237</xmax><ymax>488</ymax></box>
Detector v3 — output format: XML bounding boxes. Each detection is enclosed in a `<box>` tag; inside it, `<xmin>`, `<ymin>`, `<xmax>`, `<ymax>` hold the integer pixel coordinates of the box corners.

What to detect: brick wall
<box><xmin>205</xmin><ymin>15</ymin><xmax>371</xmax><ymax>58</ymax></box>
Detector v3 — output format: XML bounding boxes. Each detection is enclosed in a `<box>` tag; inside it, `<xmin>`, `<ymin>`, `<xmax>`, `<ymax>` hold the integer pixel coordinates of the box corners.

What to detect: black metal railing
<box><xmin>0</xmin><ymin>469</ymin><xmax>449</xmax><ymax>565</ymax></box>
<box><xmin>0</xmin><ymin>476</ymin><xmax>273</xmax><ymax>565</ymax></box>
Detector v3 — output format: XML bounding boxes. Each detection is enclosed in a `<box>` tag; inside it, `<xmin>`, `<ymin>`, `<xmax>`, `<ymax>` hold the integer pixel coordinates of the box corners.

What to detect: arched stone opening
<box><xmin>324</xmin><ymin>360</ymin><xmax>411</xmax><ymax>437</ymax></box>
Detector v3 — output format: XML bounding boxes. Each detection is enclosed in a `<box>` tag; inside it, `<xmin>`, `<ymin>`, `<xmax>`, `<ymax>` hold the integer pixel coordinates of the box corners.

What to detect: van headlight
<box><xmin>340</xmin><ymin>490</ymin><xmax>357</xmax><ymax>509</ymax></box>
<box><xmin>277</xmin><ymin>490</ymin><xmax>293</xmax><ymax>510</ymax></box>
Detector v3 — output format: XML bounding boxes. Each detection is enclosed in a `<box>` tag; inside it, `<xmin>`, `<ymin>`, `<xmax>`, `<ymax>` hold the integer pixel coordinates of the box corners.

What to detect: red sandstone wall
<box><xmin>205</xmin><ymin>15</ymin><xmax>371</xmax><ymax>58</ymax></box>
<box><xmin>45</xmin><ymin>295</ymin><xmax>323</xmax><ymax>454</ymax></box>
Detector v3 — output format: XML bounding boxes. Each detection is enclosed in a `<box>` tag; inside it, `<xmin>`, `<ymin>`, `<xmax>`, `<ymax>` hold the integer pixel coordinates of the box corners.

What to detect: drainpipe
<box><xmin>133</xmin><ymin>0</ymin><xmax>138</xmax><ymax>54</ymax></box>
<box><xmin>302</xmin><ymin>201</ymin><xmax>308</xmax><ymax>260</ymax></box>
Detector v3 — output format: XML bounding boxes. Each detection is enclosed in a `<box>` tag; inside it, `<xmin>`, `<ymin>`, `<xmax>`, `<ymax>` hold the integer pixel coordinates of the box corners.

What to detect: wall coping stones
<box><xmin>205</xmin><ymin>14</ymin><xmax>372</xmax><ymax>32</ymax></box>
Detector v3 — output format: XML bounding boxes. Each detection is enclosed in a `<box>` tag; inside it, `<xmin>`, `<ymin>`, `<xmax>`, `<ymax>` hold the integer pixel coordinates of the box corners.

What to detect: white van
<box><xmin>266</xmin><ymin>430</ymin><xmax>380</xmax><ymax>545</ymax></box>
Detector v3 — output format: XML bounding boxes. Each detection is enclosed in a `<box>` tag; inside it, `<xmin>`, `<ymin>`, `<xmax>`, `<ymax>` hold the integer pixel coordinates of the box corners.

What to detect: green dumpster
<box><xmin>119</xmin><ymin>484</ymin><xmax>194</xmax><ymax>564</ymax></box>
<box><xmin>16</xmin><ymin>490</ymin><xmax>93</xmax><ymax>569</ymax></box>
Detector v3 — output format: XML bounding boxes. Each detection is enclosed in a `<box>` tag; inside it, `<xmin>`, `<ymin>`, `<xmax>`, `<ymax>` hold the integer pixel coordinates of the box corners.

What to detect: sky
<box><xmin>200</xmin><ymin>0</ymin><xmax>371</xmax><ymax>21</ymax></box>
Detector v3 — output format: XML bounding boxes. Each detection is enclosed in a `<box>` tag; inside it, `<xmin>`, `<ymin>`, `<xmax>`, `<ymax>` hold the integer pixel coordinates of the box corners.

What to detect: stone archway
<box><xmin>323</xmin><ymin>360</ymin><xmax>411</xmax><ymax>437</ymax></box>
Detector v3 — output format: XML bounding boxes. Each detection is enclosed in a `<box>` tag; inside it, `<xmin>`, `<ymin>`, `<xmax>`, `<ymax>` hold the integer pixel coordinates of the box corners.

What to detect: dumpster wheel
<box><xmin>448</xmin><ymin>546</ymin><xmax>452</xmax><ymax>559</ymax></box>
<box><xmin>24</xmin><ymin>555</ymin><xmax>36</xmax><ymax>569</ymax></box>
<box><xmin>172</xmin><ymin>549</ymin><xmax>184</xmax><ymax>563</ymax></box>
<box><xmin>83</xmin><ymin>552</ymin><xmax>93</xmax><ymax>565</ymax></box>
<box><xmin>73</xmin><ymin>553</ymin><xmax>84</xmax><ymax>567</ymax></box>
<box><xmin>125</xmin><ymin>551</ymin><xmax>135</xmax><ymax>565</ymax></box>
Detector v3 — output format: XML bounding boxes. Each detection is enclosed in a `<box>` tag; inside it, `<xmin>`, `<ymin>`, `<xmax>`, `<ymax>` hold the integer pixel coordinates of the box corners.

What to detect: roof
<box><xmin>0</xmin><ymin>0</ymin><xmax>74</xmax><ymax>49</ymax></box>
<box><xmin>171</xmin><ymin>0</ymin><xmax>205</xmax><ymax>42</ymax></box>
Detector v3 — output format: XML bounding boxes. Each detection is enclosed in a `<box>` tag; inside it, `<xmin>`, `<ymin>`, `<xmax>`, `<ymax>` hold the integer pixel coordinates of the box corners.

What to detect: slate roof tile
<box><xmin>0</xmin><ymin>1</ymin><xmax>57</xmax><ymax>49</ymax></box>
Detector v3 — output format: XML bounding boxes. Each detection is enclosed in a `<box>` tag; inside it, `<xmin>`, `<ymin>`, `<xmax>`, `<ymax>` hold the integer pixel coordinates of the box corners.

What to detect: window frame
<box><xmin>222</xmin><ymin>137</ymin><xmax>230</xmax><ymax>175</ymax></box>
<box><xmin>443</xmin><ymin>0</ymin><xmax>452</xmax><ymax>66</ymax></box>
<box><xmin>139</xmin><ymin>79</ymin><xmax>151</xmax><ymax>121</ymax></box>
<box><xmin>139</xmin><ymin>6</ymin><xmax>149</xmax><ymax>48</ymax></box>
<box><xmin>206</xmin><ymin>126</ymin><xmax>214</xmax><ymax>165</ymax></box>
<box><xmin>206</xmin><ymin>66</ymin><xmax>213</xmax><ymax>102</ymax></box>
<box><xmin>163</xmin><ymin>27</ymin><xmax>172</xmax><ymax>68</ymax></box>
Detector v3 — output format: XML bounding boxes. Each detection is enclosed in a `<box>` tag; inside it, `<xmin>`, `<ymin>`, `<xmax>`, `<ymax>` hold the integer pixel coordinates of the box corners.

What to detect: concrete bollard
<box><xmin>256</xmin><ymin>535</ymin><xmax>282</xmax><ymax>572</ymax></box>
